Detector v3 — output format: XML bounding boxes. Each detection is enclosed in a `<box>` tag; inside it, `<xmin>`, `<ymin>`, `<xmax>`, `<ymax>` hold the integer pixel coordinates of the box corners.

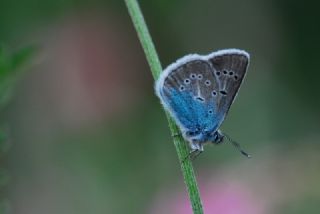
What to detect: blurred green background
<box><xmin>1</xmin><ymin>0</ymin><xmax>320</xmax><ymax>213</ymax></box>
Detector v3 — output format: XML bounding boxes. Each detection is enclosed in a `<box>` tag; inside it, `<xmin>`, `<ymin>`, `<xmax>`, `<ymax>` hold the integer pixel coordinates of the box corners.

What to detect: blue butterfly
<box><xmin>155</xmin><ymin>49</ymin><xmax>250</xmax><ymax>157</ymax></box>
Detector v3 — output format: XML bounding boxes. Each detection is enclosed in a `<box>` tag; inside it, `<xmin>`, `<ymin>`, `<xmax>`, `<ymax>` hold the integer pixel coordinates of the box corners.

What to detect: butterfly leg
<box><xmin>190</xmin><ymin>149</ymin><xmax>203</xmax><ymax>160</ymax></box>
<box><xmin>182</xmin><ymin>149</ymin><xmax>202</xmax><ymax>162</ymax></box>
<box><xmin>182</xmin><ymin>141</ymin><xmax>204</xmax><ymax>162</ymax></box>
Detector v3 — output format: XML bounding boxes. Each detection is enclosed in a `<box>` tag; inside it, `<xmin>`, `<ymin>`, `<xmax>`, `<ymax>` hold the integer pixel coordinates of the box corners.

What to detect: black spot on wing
<box><xmin>220</xmin><ymin>90</ymin><xmax>227</xmax><ymax>96</ymax></box>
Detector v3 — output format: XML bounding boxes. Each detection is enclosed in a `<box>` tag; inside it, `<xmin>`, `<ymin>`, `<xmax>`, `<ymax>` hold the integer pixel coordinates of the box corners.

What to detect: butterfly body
<box><xmin>156</xmin><ymin>49</ymin><xmax>249</xmax><ymax>153</ymax></box>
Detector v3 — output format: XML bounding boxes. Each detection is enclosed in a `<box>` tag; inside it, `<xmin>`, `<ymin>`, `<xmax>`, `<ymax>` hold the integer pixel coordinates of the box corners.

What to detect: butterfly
<box><xmin>155</xmin><ymin>49</ymin><xmax>250</xmax><ymax>158</ymax></box>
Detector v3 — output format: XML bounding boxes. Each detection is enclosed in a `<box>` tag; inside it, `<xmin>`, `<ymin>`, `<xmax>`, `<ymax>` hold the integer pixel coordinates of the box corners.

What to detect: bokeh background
<box><xmin>1</xmin><ymin>0</ymin><xmax>320</xmax><ymax>213</ymax></box>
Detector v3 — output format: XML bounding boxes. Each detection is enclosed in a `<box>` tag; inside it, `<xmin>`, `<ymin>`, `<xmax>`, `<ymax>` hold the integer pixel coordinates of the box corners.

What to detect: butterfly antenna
<box><xmin>223</xmin><ymin>133</ymin><xmax>251</xmax><ymax>158</ymax></box>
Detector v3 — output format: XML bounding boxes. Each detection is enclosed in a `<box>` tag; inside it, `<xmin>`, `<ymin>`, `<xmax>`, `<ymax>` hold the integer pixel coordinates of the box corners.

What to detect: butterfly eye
<box><xmin>197</xmin><ymin>74</ymin><xmax>203</xmax><ymax>80</ymax></box>
<box><xmin>190</xmin><ymin>74</ymin><xmax>196</xmax><ymax>79</ymax></box>
<box><xmin>212</xmin><ymin>91</ymin><xmax>217</xmax><ymax>96</ymax></box>
<box><xmin>179</xmin><ymin>86</ymin><xmax>185</xmax><ymax>91</ymax></box>
<box><xmin>205</xmin><ymin>80</ymin><xmax>211</xmax><ymax>86</ymax></box>
<box><xmin>184</xmin><ymin>79</ymin><xmax>191</xmax><ymax>84</ymax></box>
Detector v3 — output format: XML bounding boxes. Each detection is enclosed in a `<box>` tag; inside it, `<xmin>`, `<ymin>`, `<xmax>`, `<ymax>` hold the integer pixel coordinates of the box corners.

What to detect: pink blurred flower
<box><xmin>150</xmin><ymin>178</ymin><xmax>267</xmax><ymax>214</ymax></box>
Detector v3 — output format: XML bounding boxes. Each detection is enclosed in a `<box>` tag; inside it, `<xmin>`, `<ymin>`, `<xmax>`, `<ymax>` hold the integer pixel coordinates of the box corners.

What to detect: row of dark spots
<box><xmin>190</xmin><ymin>73</ymin><xmax>203</xmax><ymax>80</ymax></box>
<box><xmin>212</xmin><ymin>90</ymin><xmax>227</xmax><ymax>96</ymax></box>
<box><xmin>216</xmin><ymin>70</ymin><xmax>238</xmax><ymax>80</ymax></box>
<box><xmin>180</xmin><ymin>78</ymin><xmax>189</xmax><ymax>91</ymax></box>
<box><xmin>180</xmin><ymin>74</ymin><xmax>211</xmax><ymax>91</ymax></box>
<box><xmin>179</xmin><ymin>77</ymin><xmax>191</xmax><ymax>91</ymax></box>
<box><xmin>191</xmin><ymin>73</ymin><xmax>212</xmax><ymax>86</ymax></box>
<box><xmin>184</xmin><ymin>73</ymin><xmax>203</xmax><ymax>85</ymax></box>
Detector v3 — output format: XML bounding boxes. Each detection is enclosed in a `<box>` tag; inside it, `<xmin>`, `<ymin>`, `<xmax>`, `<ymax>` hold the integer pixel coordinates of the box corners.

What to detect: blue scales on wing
<box><xmin>158</xmin><ymin>59</ymin><xmax>222</xmax><ymax>136</ymax></box>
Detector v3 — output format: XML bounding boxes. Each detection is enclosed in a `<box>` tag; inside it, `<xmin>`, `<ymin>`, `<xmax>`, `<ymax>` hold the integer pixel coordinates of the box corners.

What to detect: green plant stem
<box><xmin>124</xmin><ymin>1</ymin><xmax>204</xmax><ymax>213</ymax></box>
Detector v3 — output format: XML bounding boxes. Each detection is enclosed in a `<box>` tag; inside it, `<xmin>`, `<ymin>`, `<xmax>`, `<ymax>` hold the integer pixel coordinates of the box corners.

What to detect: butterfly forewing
<box><xmin>208</xmin><ymin>52</ymin><xmax>249</xmax><ymax>115</ymax></box>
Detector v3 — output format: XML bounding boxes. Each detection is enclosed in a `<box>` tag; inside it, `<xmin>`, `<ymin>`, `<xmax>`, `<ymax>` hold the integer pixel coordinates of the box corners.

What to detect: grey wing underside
<box><xmin>208</xmin><ymin>52</ymin><xmax>249</xmax><ymax>115</ymax></box>
<box><xmin>162</xmin><ymin>60</ymin><xmax>217</xmax><ymax>105</ymax></box>
<box><xmin>158</xmin><ymin>59</ymin><xmax>220</xmax><ymax>130</ymax></box>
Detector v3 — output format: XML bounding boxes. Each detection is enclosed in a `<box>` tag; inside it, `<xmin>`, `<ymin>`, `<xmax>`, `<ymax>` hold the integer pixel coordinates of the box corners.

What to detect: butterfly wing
<box><xmin>155</xmin><ymin>49</ymin><xmax>250</xmax><ymax>147</ymax></box>
<box><xmin>156</xmin><ymin>57</ymin><xmax>222</xmax><ymax>135</ymax></box>
<box><xmin>207</xmin><ymin>50</ymin><xmax>249</xmax><ymax>117</ymax></box>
